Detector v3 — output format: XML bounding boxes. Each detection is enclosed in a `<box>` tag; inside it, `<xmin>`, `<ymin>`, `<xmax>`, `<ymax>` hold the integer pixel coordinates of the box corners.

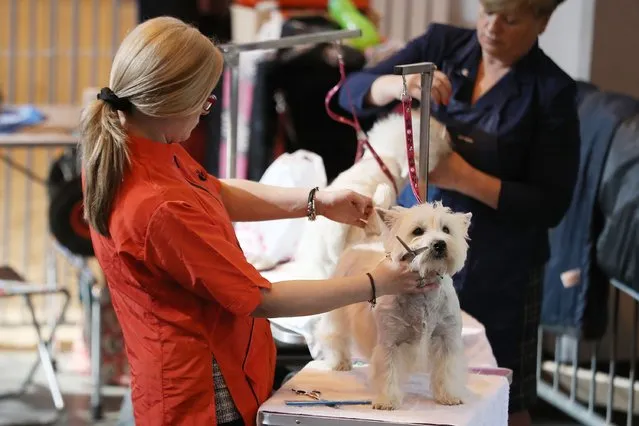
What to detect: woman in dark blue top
<box><xmin>339</xmin><ymin>1</ymin><xmax>579</xmax><ymax>425</ymax></box>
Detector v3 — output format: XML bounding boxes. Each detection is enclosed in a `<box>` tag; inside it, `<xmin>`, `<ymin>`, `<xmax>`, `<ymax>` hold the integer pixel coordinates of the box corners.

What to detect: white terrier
<box><xmin>314</xmin><ymin>199</ymin><xmax>472</xmax><ymax>409</ymax></box>
<box><xmin>293</xmin><ymin>111</ymin><xmax>452</xmax><ymax>279</ymax></box>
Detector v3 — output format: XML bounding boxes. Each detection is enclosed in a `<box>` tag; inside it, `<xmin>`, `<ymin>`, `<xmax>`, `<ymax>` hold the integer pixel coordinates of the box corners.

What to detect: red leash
<box><xmin>324</xmin><ymin>47</ymin><xmax>399</xmax><ymax>196</ymax></box>
<box><xmin>400</xmin><ymin>84</ymin><xmax>423</xmax><ymax>204</ymax></box>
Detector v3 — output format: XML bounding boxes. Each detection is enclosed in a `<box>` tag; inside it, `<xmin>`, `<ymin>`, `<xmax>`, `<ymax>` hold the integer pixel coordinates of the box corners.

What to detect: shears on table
<box><xmin>285</xmin><ymin>388</ymin><xmax>372</xmax><ymax>407</ymax></box>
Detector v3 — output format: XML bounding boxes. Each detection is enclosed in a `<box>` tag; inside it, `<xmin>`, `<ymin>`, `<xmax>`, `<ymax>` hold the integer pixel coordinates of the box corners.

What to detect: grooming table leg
<box><xmin>90</xmin><ymin>284</ymin><xmax>103</xmax><ymax>420</ymax></box>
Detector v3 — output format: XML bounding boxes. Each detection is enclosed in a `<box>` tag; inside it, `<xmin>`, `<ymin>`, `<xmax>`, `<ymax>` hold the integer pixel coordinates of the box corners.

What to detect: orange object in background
<box><xmin>234</xmin><ymin>0</ymin><xmax>369</xmax><ymax>8</ymax></box>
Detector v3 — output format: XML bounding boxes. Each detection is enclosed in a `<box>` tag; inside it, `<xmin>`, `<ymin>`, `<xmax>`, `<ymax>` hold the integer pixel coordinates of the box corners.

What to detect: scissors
<box><xmin>395</xmin><ymin>236</ymin><xmax>442</xmax><ymax>288</ymax></box>
<box><xmin>395</xmin><ymin>235</ymin><xmax>429</xmax><ymax>262</ymax></box>
<box><xmin>291</xmin><ymin>388</ymin><xmax>322</xmax><ymax>400</ymax></box>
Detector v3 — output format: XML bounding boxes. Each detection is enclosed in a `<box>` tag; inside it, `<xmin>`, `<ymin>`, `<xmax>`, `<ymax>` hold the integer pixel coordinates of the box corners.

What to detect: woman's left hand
<box><xmin>315</xmin><ymin>189</ymin><xmax>373</xmax><ymax>228</ymax></box>
<box><xmin>429</xmin><ymin>152</ymin><xmax>472</xmax><ymax>191</ymax></box>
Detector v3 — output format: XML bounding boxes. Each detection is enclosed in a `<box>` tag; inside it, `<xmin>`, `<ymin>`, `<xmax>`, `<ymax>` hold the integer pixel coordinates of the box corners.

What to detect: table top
<box><xmin>0</xmin><ymin>104</ymin><xmax>82</xmax><ymax>147</ymax></box>
<box><xmin>259</xmin><ymin>360</ymin><xmax>509</xmax><ymax>426</ymax></box>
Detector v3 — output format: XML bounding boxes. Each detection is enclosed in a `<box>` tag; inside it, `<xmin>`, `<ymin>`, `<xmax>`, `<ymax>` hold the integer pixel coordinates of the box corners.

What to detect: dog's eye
<box><xmin>412</xmin><ymin>227</ymin><xmax>424</xmax><ymax>236</ymax></box>
<box><xmin>442</xmin><ymin>226</ymin><xmax>450</xmax><ymax>234</ymax></box>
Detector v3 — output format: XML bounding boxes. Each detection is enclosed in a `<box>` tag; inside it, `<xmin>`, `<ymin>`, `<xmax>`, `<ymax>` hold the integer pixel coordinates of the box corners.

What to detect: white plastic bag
<box><xmin>235</xmin><ymin>150</ymin><xmax>327</xmax><ymax>270</ymax></box>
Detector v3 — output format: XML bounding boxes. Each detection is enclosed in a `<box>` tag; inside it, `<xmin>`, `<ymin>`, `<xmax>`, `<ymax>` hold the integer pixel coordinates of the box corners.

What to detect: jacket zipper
<box><xmin>242</xmin><ymin>318</ymin><xmax>259</xmax><ymax>404</ymax></box>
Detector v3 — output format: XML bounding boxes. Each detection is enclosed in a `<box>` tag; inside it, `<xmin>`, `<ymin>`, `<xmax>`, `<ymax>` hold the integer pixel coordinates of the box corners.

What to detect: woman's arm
<box><xmin>433</xmin><ymin>83</ymin><xmax>580</xmax><ymax>227</ymax></box>
<box><xmin>144</xmin><ymin>201</ymin><xmax>419</xmax><ymax>318</ymax></box>
<box><xmin>338</xmin><ymin>23</ymin><xmax>446</xmax><ymax>117</ymax></box>
<box><xmin>252</xmin><ymin>276</ymin><xmax>372</xmax><ymax>318</ymax></box>
<box><xmin>218</xmin><ymin>179</ymin><xmax>310</xmax><ymax>222</ymax></box>
<box><xmin>495</xmin><ymin>82</ymin><xmax>580</xmax><ymax>227</ymax></box>
<box><xmin>218</xmin><ymin>179</ymin><xmax>371</xmax><ymax>226</ymax></box>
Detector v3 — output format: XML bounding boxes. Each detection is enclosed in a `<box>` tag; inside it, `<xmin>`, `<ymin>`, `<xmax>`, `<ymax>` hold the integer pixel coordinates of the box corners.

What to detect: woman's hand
<box><xmin>315</xmin><ymin>189</ymin><xmax>373</xmax><ymax>228</ymax></box>
<box><xmin>404</xmin><ymin>70</ymin><xmax>452</xmax><ymax>105</ymax></box>
<box><xmin>370</xmin><ymin>258</ymin><xmax>426</xmax><ymax>296</ymax></box>
<box><xmin>429</xmin><ymin>151</ymin><xmax>472</xmax><ymax>191</ymax></box>
<box><xmin>367</xmin><ymin>71</ymin><xmax>452</xmax><ymax>107</ymax></box>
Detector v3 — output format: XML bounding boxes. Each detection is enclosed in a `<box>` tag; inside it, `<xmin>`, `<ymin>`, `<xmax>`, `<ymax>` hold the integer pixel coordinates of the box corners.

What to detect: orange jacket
<box><xmin>88</xmin><ymin>134</ymin><xmax>276</xmax><ymax>425</ymax></box>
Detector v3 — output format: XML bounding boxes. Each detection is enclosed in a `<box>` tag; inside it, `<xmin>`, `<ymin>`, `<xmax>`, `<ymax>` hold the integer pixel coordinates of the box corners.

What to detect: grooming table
<box><xmin>258</xmin><ymin>360</ymin><xmax>509</xmax><ymax>426</ymax></box>
<box><xmin>260</xmin><ymin>261</ymin><xmax>499</xmax><ymax>369</ymax></box>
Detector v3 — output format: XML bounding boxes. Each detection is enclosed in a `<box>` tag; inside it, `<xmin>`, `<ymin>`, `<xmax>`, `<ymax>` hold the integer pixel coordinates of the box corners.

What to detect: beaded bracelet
<box><xmin>307</xmin><ymin>187</ymin><xmax>319</xmax><ymax>221</ymax></box>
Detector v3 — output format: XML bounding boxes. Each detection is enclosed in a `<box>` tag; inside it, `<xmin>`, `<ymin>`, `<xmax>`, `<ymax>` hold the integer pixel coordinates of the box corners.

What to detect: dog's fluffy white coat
<box><xmin>294</xmin><ymin>112</ymin><xmax>452</xmax><ymax>279</ymax></box>
<box><xmin>314</xmin><ymin>199</ymin><xmax>472</xmax><ymax>409</ymax></box>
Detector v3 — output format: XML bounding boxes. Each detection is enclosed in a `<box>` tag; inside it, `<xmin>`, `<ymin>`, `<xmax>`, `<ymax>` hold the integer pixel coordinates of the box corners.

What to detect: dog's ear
<box><xmin>457</xmin><ymin>212</ymin><xmax>472</xmax><ymax>237</ymax></box>
<box><xmin>375</xmin><ymin>207</ymin><xmax>401</xmax><ymax>229</ymax></box>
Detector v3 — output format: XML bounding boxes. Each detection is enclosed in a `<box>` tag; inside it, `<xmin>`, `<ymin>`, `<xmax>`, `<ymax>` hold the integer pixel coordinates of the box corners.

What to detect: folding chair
<box><xmin>0</xmin><ymin>265</ymin><xmax>71</xmax><ymax>413</ymax></box>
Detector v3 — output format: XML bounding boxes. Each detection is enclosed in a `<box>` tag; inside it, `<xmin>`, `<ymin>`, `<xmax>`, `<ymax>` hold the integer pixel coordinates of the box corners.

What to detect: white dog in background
<box><xmin>293</xmin><ymin>111</ymin><xmax>452</xmax><ymax>279</ymax></box>
<box><xmin>314</xmin><ymin>198</ymin><xmax>472</xmax><ymax>410</ymax></box>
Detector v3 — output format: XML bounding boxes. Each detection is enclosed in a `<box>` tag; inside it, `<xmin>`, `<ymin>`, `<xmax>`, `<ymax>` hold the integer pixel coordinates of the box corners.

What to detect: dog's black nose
<box><xmin>433</xmin><ymin>240</ymin><xmax>447</xmax><ymax>256</ymax></box>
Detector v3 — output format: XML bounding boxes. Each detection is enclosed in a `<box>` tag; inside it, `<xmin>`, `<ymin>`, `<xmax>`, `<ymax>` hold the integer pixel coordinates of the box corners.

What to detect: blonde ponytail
<box><xmin>78</xmin><ymin>16</ymin><xmax>224</xmax><ymax>237</ymax></box>
<box><xmin>80</xmin><ymin>98</ymin><xmax>129</xmax><ymax>236</ymax></box>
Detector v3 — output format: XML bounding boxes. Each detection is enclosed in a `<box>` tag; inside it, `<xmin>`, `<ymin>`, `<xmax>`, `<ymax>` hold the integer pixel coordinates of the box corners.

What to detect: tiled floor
<box><xmin>0</xmin><ymin>351</ymin><xmax>123</xmax><ymax>425</ymax></box>
<box><xmin>0</xmin><ymin>350</ymin><xmax>582</xmax><ymax>426</ymax></box>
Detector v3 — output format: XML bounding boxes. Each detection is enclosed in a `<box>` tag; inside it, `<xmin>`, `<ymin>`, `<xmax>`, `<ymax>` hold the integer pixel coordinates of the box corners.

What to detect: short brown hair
<box><xmin>480</xmin><ymin>0</ymin><xmax>562</xmax><ymax>17</ymax></box>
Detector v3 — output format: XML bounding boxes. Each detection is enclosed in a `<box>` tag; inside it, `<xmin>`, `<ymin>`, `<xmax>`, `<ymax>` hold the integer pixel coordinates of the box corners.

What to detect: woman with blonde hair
<box><xmin>80</xmin><ymin>16</ymin><xmax>426</xmax><ymax>426</ymax></box>
<box><xmin>339</xmin><ymin>0</ymin><xmax>578</xmax><ymax>425</ymax></box>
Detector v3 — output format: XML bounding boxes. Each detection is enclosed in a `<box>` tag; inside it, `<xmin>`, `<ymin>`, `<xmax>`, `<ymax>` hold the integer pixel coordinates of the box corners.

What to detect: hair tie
<box><xmin>97</xmin><ymin>87</ymin><xmax>132</xmax><ymax>112</ymax></box>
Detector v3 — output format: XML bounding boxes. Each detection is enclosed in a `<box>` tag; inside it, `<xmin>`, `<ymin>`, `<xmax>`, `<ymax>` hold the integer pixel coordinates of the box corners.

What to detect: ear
<box><xmin>537</xmin><ymin>15</ymin><xmax>550</xmax><ymax>34</ymax></box>
<box><xmin>457</xmin><ymin>212</ymin><xmax>472</xmax><ymax>235</ymax></box>
<box><xmin>375</xmin><ymin>207</ymin><xmax>401</xmax><ymax>230</ymax></box>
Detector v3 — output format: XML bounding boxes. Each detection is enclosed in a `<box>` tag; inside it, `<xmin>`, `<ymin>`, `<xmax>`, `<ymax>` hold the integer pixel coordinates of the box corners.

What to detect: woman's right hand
<box><xmin>367</xmin><ymin>71</ymin><xmax>452</xmax><ymax>108</ymax></box>
<box><xmin>403</xmin><ymin>70</ymin><xmax>452</xmax><ymax>105</ymax></box>
<box><xmin>370</xmin><ymin>258</ymin><xmax>424</xmax><ymax>296</ymax></box>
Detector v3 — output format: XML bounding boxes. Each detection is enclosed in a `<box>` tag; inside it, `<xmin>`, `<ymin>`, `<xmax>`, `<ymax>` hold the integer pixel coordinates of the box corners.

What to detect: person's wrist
<box><xmin>307</xmin><ymin>187</ymin><xmax>328</xmax><ymax>219</ymax></box>
<box><xmin>370</xmin><ymin>75</ymin><xmax>401</xmax><ymax>105</ymax></box>
<box><xmin>367</xmin><ymin>269</ymin><xmax>391</xmax><ymax>297</ymax></box>
<box><xmin>453</xmin><ymin>154</ymin><xmax>474</xmax><ymax>192</ymax></box>
<box><xmin>387</xmin><ymin>75</ymin><xmax>404</xmax><ymax>102</ymax></box>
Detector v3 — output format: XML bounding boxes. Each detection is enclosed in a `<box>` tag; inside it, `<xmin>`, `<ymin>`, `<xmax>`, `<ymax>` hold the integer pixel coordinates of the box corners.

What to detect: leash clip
<box><xmin>401</xmin><ymin>74</ymin><xmax>408</xmax><ymax>99</ymax></box>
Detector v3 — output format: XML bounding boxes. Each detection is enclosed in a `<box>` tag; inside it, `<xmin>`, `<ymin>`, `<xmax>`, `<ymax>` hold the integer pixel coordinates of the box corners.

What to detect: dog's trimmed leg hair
<box><xmin>428</xmin><ymin>326</ymin><xmax>467</xmax><ymax>405</ymax></box>
<box><xmin>370</xmin><ymin>343</ymin><xmax>409</xmax><ymax>410</ymax></box>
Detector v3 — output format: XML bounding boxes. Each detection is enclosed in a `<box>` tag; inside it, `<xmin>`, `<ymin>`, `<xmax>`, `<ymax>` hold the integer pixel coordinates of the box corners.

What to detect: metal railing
<box><xmin>537</xmin><ymin>280</ymin><xmax>639</xmax><ymax>425</ymax></box>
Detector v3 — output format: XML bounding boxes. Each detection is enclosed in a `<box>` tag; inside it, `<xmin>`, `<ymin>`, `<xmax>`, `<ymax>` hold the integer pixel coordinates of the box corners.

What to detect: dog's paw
<box><xmin>433</xmin><ymin>392</ymin><xmax>463</xmax><ymax>406</ymax></box>
<box><xmin>372</xmin><ymin>397</ymin><xmax>399</xmax><ymax>410</ymax></box>
<box><xmin>329</xmin><ymin>358</ymin><xmax>353</xmax><ymax>372</ymax></box>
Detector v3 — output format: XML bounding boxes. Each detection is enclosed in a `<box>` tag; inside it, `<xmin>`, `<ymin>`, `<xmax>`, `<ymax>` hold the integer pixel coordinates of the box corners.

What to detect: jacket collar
<box><xmin>442</xmin><ymin>30</ymin><xmax>539</xmax><ymax>113</ymax></box>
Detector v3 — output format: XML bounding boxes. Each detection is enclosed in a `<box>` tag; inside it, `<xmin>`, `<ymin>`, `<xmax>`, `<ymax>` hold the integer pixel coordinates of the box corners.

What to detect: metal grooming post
<box><xmin>393</xmin><ymin>62</ymin><xmax>437</xmax><ymax>202</ymax></box>
<box><xmin>219</xmin><ymin>28</ymin><xmax>362</xmax><ymax>179</ymax></box>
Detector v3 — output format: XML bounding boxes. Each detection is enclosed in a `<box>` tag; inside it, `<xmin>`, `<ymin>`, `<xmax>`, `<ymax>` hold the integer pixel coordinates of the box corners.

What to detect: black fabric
<box><xmin>137</xmin><ymin>0</ymin><xmax>231</xmax><ymax>40</ymax></box>
<box><xmin>541</xmin><ymin>87</ymin><xmax>639</xmax><ymax>339</ymax></box>
<box><xmin>246</xmin><ymin>16</ymin><xmax>376</xmax><ymax>183</ymax></box>
<box><xmin>596</xmin><ymin>114</ymin><xmax>639</xmax><ymax>290</ymax></box>
<box><xmin>247</xmin><ymin>60</ymin><xmax>280</xmax><ymax>182</ymax></box>
<box><xmin>136</xmin><ymin>0</ymin><xmax>231</xmax><ymax>176</ymax></box>
<box><xmin>218</xmin><ymin>420</ymin><xmax>244</xmax><ymax>426</ymax></box>
<box><xmin>97</xmin><ymin>87</ymin><xmax>132</xmax><ymax>112</ymax></box>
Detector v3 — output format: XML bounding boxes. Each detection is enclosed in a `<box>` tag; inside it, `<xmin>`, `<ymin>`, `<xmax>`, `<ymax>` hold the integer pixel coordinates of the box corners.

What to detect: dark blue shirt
<box><xmin>339</xmin><ymin>23</ymin><xmax>580</xmax><ymax>297</ymax></box>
